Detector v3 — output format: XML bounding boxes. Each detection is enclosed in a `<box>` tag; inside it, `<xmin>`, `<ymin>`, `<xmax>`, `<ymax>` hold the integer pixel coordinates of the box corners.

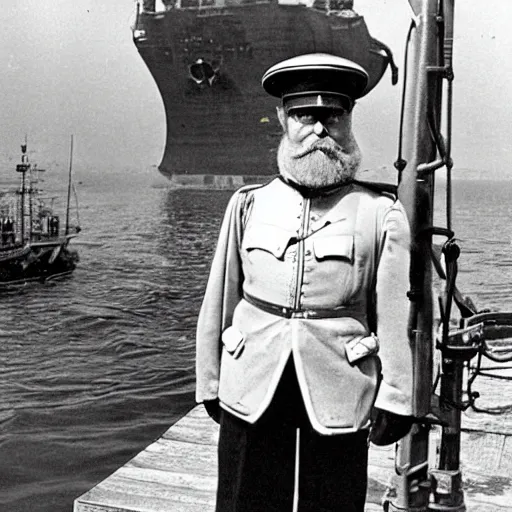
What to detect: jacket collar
<box><xmin>277</xmin><ymin>175</ymin><xmax>353</xmax><ymax>199</ymax></box>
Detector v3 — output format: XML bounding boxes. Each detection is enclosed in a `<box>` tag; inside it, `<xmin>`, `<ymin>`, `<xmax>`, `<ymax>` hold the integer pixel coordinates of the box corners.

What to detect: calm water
<box><xmin>0</xmin><ymin>175</ymin><xmax>511</xmax><ymax>511</ymax></box>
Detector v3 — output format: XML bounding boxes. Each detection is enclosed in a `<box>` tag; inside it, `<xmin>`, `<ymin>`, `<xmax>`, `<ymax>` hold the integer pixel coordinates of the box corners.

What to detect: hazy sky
<box><xmin>1</xmin><ymin>0</ymin><xmax>511</xmax><ymax>180</ymax></box>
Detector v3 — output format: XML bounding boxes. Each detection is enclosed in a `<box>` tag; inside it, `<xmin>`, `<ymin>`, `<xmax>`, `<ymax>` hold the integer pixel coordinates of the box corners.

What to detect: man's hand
<box><xmin>369</xmin><ymin>408</ymin><xmax>414</xmax><ymax>446</ymax></box>
<box><xmin>204</xmin><ymin>399</ymin><xmax>221</xmax><ymax>424</ymax></box>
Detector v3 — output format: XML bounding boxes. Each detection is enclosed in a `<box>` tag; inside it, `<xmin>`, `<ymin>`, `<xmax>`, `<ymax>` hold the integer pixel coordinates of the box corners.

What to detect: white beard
<box><xmin>277</xmin><ymin>134</ymin><xmax>362</xmax><ymax>189</ymax></box>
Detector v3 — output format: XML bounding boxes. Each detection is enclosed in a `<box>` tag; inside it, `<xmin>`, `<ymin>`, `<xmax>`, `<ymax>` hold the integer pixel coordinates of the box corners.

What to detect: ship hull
<box><xmin>134</xmin><ymin>4</ymin><xmax>387</xmax><ymax>187</ymax></box>
<box><xmin>0</xmin><ymin>240</ymin><xmax>79</xmax><ymax>286</ymax></box>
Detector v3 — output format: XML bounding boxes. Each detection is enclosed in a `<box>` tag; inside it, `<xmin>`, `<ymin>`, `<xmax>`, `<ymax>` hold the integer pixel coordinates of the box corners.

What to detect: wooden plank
<box><xmin>74</xmin><ymin>405</ymin><xmax>512</xmax><ymax>512</ymax></box>
<box><xmin>74</xmin><ymin>407</ymin><xmax>217</xmax><ymax>512</ymax></box>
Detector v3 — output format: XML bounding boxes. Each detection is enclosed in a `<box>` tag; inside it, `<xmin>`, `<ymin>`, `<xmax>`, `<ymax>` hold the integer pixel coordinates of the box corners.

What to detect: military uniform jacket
<box><xmin>196</xmin><ymin>177</ymin><xmax>413</xmax><ymax>434</ymax></box>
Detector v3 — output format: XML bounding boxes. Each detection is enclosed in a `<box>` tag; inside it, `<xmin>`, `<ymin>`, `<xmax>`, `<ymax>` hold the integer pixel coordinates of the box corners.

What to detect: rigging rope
<box><xmin>393</xmin><ymin>20</ymin><xmax>414</xmax><ymax>183</ymax></box>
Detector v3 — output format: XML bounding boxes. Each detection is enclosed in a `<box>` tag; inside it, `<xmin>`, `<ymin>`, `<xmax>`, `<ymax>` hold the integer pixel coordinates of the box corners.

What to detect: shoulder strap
<box><xmin>237</xmin><ymin>177</ymin><xmax>279</xmax><ymax>230</ymax></box>
<box><xmin>234</xmin><ymin>181</ymin><xmax>270</xmax><ymax>246</ymax></box>
<box><xmin>352</xmin><ymin>179</ymin><xmax>398</xmax><ymax>201</ymax></box>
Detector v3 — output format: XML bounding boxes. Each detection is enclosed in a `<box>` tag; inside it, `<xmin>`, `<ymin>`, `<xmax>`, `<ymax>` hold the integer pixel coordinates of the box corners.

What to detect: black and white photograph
<box><xmin>1</xmin><ymin>1</ymin><xmax>511</xmax><ymax>511</ymax></box>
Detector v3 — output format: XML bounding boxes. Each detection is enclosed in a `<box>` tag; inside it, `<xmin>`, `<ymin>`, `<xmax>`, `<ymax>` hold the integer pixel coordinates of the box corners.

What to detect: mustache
<box><xmin>292</xmin><ymin>141</ymin><xmax>346</xmax><ymax>160</ymax></box>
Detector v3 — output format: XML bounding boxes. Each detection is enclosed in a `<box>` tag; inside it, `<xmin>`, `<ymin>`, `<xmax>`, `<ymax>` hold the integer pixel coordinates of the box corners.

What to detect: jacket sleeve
<box><xmin>195</xmin><ymin>190</ymin><xmax>245</xmax><ymax>404</ymax></box>
<box><xmin>373</xmin><ymin>200</ymin><xmax>414</xmax><ymax>416</ymax></box>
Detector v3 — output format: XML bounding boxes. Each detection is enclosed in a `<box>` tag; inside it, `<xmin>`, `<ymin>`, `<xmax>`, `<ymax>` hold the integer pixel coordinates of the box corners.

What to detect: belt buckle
<box><xmin>292</xmin><ymin>310</ymin><xmax>313</xmax><ymax>319</ymax></box>
<box><xmin>280</xmin><ymin>306</ymin><xmax>290</xmax><ymax>317</ymax></box>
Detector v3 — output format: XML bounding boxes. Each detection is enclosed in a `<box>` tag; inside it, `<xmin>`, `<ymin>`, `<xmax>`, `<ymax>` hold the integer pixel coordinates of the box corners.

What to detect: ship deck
<box><xmin>74</xmin><ymin>398</ymin><xmax>512</xmax><ymax>512</ymax></box>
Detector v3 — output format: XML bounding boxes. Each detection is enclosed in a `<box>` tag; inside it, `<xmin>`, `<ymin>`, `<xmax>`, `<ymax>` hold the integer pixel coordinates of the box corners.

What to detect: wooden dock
<box><xmin>74</xmin><ymin>404</ymin><xmax>512</xmax><ymax>512</ymax></box>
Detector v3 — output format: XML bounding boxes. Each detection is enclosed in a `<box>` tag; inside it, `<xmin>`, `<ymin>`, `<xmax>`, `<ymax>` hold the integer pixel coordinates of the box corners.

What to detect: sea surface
<box><xmin>0</xmin><ymin>174</ymin><xmax>511</xmax><ymax>511</ymax></box>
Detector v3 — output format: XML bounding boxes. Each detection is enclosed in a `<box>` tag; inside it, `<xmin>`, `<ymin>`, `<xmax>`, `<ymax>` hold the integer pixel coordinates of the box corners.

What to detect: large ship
<box><xmin>132</xmin><ymin>0</ymin><xmax>397</xmax><ymax>188</ymax></box>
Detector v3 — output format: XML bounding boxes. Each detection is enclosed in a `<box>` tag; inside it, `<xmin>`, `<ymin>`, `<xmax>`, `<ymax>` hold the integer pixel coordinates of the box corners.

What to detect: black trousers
<box><xmin>216</xmin><ymin>358</ymin><xmax>369</xmax><ymax>512</ymax></box>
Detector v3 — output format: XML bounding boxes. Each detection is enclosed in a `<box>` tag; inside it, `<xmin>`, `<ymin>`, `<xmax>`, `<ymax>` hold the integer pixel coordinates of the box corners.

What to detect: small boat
<box><xmin>0</xmin><ymin>141</ymin><xmax>80</xmax><ymax>285</ymax></box>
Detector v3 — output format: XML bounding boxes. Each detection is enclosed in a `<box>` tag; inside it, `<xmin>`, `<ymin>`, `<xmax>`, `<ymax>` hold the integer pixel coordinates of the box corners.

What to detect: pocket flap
<box><xmin>313</xmin><ymin>235</ymin><xmax>354</xmax><ymax>261</ymax></box>
<box><xmin>242</xmin><ymin>224</ymin><xmax>292</xmax><ymax>259</ymax></box>
<box><xmin>222</xmin><ymin>326</ymin><xmax>245</xmax><ymax>358</ymax></box>
<box><xmin>345</xmin><ymin>334</ymin><xmax>379</xmax><ymax>365</ymax></box>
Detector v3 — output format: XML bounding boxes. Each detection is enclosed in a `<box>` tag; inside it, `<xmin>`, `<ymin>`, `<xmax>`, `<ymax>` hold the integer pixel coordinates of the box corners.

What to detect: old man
<box><xmin>196</xmin><ymin>53</ymin><xmax>414</xmax><ymax>512</ymax></box>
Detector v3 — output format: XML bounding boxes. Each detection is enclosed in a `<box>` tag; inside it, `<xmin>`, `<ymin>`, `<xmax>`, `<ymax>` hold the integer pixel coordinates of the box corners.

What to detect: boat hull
<box><xmin>0</xmin><ymin>240</ymin><xmax>79</xmax><ymax>285</ymax></box>
<box><xmin>133</xmin><ymin>4</ymin><xmax>389</xmax><ymax>187</ymax></box>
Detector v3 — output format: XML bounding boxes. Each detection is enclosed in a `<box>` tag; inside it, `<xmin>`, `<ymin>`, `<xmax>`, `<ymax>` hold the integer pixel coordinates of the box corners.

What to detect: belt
<box><xmin>243</xmin><ymin>292</ymin><xmax>350</xmax><ymax>319</ymax></box>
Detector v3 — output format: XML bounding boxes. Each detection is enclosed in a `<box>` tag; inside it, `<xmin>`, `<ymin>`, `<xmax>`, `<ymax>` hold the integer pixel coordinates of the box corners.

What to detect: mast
<box><xmin>65</xmin><ymin>135</ymin><xmax>74</xmax><ymax>236</ymax></box>
<box><xmin>21</xmin><ymin>152</ymin><xmax>26</xmax><ymax>243</ymax></box>
<box><xmin>389</xmin><ymin>0</ymin><xmax>456</xmax><ymax>510</ymax></box>
<box><xmin>17</xmin><ymin>138</ymin><xmax>30</xmax><ymax>244</ymax></box>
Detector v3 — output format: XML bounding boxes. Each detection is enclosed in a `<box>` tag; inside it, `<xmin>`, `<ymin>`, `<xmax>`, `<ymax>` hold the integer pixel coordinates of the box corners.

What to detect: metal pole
<box><xmin>65</xmin><ymin>135</ymin><xmax>74</xmax><ymax>236</ymax></box>
<box><xmin>430</xmin><ymin>357</ymin><xmax>465</xmax><ymax>511</ymax></box>
<box><xmin>21</xmin><ymin>166</ymin><xmax>26</xmax><ymax>243</ymax></box>
<box><xmin>28</xmin><ymin>166</ymin><xmax>33</xmax><ymax>241</ymax></box>
<box><xmin>388</xmin><ymin>0</ymin><xmax>442</xmax><ymax>509</ymax></box>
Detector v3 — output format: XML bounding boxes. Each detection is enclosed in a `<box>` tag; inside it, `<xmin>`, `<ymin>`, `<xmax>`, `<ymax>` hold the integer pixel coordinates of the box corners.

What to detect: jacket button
<box><xmin>305</xmin><ymin>249</ymin><xmax>312</xmax><ymax>257</ymax></box>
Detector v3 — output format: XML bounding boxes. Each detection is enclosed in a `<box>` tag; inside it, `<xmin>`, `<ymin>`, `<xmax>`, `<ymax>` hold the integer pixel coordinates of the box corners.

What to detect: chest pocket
<box><xmin>242</xmin><ymin>223</ymin><xmax>293</xmax><ymax>260</ymax></box>
<box><xmin>313</xmin><ymin>234</ymin><xmax>354</xmax><ymax>262</ymax></box>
